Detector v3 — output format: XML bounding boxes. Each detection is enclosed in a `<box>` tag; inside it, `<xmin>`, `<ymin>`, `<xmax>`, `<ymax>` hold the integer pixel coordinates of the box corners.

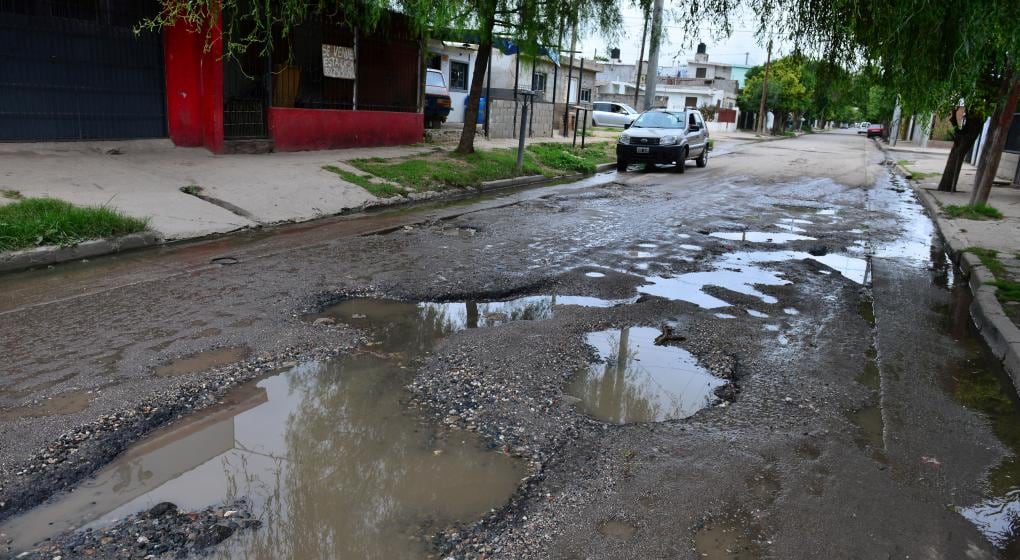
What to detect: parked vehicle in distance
<box><xmin>866</xmin><ymin>123</ymin><xmax>883</xmax><ymax>138</ymax></box>
<box><xmin>857</xmin><ymin>122</ymin><xmax>870</xmax><ymax>135</ymax></box>
<box><xmin>592</xmin><ymin>102</ymin><xmax>638</xmax><ymax>127</ymax></box>
<box><xmin>616</xmin><ymin>108</ymin><xmax>709</xmax><ymax>173</ymax></box>
<box><xmin>424</xmin><ymin>69</ymin><xmax>452</xmax><ymax>129</ymax></box>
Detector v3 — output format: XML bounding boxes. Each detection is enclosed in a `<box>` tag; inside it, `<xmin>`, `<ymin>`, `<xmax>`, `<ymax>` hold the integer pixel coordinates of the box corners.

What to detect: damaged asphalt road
<box><xmin>1</xmin><ymin>133</ymin><xmax>1015</xmax><ymax>559</ymax></box>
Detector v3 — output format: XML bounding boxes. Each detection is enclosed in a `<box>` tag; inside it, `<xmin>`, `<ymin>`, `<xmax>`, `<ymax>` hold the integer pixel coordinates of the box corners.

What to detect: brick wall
<box><xmin>487</xmin><ymin>99</ymin><xmax>555</xmax><ymax>139</ymax></box>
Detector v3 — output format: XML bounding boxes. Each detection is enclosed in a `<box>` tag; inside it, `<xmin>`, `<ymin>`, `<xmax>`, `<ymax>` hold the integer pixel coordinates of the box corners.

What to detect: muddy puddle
<box><xmin>693</xmin><ymin>512</ymin><xmax>766</xmax><ymax>559</ymax></box>
<box><xmin>1</xmin><ymin>298</ymin><xmax>538</xmax><ymax>558</ymax></box>
<box><xmin>636</xmin><ymin>249</ymin><xmax>869</xmax><ymax>309</ymax></box>
<box><xmin>0</xmin><ymin>389</ymin><xmax>96</xmax><ymax>420</ymax></box>
<box><xmin>709</xmin><ymin>231</ymin><xmax>816</xmax><ymax>243</ymax></box>
<box><xmin>153</xmin><ymin>346</ymin><xmax>251</xmax><ymax>377</ymax></box>
<box><xmin>566</xmin><ymin>327</ymin><xmax>726</xmax><ymax>423</ymax></box>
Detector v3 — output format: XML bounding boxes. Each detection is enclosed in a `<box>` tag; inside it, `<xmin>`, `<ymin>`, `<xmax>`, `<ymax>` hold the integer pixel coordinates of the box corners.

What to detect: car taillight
<box><xmin>438</xmin><ymin>98</ymin><xmax>451</xmax><ymax>107</ymax></box>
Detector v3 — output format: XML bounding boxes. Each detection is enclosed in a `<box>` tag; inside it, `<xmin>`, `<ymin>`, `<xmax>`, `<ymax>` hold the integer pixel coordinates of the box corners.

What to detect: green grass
<box><xmin>965</xmin><ymin>247</ymin><xmax>1006</xmax><ymax>276</ymax></box>
<box><xmin>965</xmin><ymin>247</ymin><xmax>1020</xmax><ymax>305</ymax></box>
<box><xmin>1</xmin><ymin>189</ymin><xmax>23</xmax><ymax>200</ymax></box>
<box><xmin>897</xmin><ymin>160</ymin><xmax>940</xmax><ymax>180</ymax></box>
<box><xmin>944</xmin><ymin>203</ymin><xmax>1004</xmax><ymax>220</ymax></box>
<box><xmin>323</xmin><ymin>165</ymin><xmax>403</xmax><ymax>198</ymax></box>
<box><xmin>0</xmin><ymin>198</ymin><xmax>148</xmax><ymax>252</ymax></box>
<box><xmin>180</xmin><ymin>184</ymin><xmax>202</xmax><ymax>196</ymax></box>
<box><xmin>526</xmin><ymin>142</ymin><xmax>615</xmax><ymax>174</ymax></box>
<box><xmin>992</xmin><ymin>279</ymin><xmax>1020</xmax><ymax>303</ymax></box>
<box><xmin>349</xmin><ymin>144</ymin><xmax>613</xmax><ymax>192</ymax></box>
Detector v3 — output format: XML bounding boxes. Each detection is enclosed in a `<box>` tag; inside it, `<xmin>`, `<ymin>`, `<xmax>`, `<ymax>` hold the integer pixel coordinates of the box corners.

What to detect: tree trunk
<box><xmin>937</xmin><ymin>108</ymin><xmax>982</xmax><ymax>192</ymax></box>
<box><xmin>970</xmin><ymin>70</ymin><xmax>1020</xmax><ymax>205</ymax></box>
<box><xmin>455</xmin><ymin>15</ymin><xmax>495</xmax><ymax>155</ymax></box>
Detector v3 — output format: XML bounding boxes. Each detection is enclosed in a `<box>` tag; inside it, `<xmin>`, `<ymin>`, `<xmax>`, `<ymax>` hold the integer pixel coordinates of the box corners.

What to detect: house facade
<box><xmin>166</xmin><ymin>10</ymin><xmax>423</xmax><ymax>153</ymax></box>
<box><xmin>427</xmin><ymin>40</ymin><xmax>479</xmax><ymax>124</ymax></box>
<box><xmin>0</xmin><ymin>1</ymin><xmax>424</xmax><ymax>152</ymax></box>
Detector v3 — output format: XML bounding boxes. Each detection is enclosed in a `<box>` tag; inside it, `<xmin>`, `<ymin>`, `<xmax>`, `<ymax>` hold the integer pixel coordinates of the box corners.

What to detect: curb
<box><xmin>0</xmin><ymin>231</ymin><xmax>161</xmax><ymax>274</ymax></box>
<box><xmin>902</xmin><ymin>167</ymin><xmax>1020</xmax><ymax>393</ymax></box>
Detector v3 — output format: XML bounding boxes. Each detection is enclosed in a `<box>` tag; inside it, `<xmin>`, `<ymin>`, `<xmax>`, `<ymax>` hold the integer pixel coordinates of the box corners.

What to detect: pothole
<box><xmin>2</xmin><ymin>299</ymin><xmax>532</xmax><ymax>558</ymax></box>
<box><xmin>0</xmin><ymin>390</ymin><xmax>96</xmax><ymax>420</ymax></box>
<box><xmin>597</xmin><ymin>519</ymin><xmax>637</xmax><ymax>539</ymax></box>
<box><xmin>565</xmin><ymin>326</ymin><xmax>728</xmax><ymax>424</ymax></box>
<box><xmin>693</xmin><ymin>512</ymin><xmax>768</xmax><ymax>559</ymax></box>
<box><xmin>153</xmin><ymin>346</ymin><xmax>251</xmax><ymax>377</ymax></box>
<box><xmin>210</xmin><ymin>256</ymin><xmax>239</xmax><ymax>266</ymax></box>
<box><xmin>709</xmin><ymin>231</ymin><xmax>817</xmax><ymax>243</ymax></box>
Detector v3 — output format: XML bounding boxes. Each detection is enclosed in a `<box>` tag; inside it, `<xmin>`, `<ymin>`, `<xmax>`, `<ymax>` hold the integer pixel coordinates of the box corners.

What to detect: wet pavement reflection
<box><xmin>1</xmin><ymin>298</ymin><xmax>535</xmax><ymax>558</ymax></box>
<box><xmin>566</xmin><ymin>327</ymin><xmax>726</xmax><ymax>423</ymax></box>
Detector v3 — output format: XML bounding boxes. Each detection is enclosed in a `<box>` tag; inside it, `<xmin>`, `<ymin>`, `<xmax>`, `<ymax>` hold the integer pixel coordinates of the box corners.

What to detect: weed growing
<box><xmin>0</xmin><ymin>198</ymin><xmax>148</xmax><ymax>252</ymax></box>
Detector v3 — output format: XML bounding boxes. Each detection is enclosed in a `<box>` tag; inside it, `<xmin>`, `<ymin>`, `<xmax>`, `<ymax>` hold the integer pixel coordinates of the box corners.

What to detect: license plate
<box><xmin>636</xmin><ymin>147</ymin><xmax>650</xmax><ymax>154</ymax></box>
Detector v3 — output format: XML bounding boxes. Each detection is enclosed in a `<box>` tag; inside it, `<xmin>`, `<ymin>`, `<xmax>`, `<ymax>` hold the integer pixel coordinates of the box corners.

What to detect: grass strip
<box><xmin>945</xmin><ymin>204</ymin><xmax>1004</xmax><ymax>220</ymax></box>
<box><xmin>526</xmin><ymin>142</ymin><xmax>615</xmax><ymax>174</ymax></box>
<box><xmin>0</xmin><ymin>198</ymin><xmax>148</xmax><ymax>252</ymax></box>
<box><xmin>323</xmin><ymin>165</ymin><xmax>404</xmax><ymax>198</ymax></box>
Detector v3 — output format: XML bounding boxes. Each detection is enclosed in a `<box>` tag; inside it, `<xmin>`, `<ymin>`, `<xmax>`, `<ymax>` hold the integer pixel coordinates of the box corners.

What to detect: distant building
<box><xmin>687</xmin><ymin>43</ymin><xmax>752</xmax><ymax>87</ymax></box>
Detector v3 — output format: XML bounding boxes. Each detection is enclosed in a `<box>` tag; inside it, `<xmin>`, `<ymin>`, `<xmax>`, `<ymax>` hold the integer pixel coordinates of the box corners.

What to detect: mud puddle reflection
<box><xmin>566</xmin><ymin>327</ymin><xmax>726</xmax><ymax>423</ymax></box>
<box><xmin>1</xmin><ymin>299</ymin><xmax>533</xmax><ymax>558</ymax></box>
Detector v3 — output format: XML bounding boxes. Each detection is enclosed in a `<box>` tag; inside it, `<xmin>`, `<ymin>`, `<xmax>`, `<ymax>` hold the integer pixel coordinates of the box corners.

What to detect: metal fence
<box><xmin>0</xmin><ymin>0</ymin><xmax>167</xmax><ymax>141</ymax></box>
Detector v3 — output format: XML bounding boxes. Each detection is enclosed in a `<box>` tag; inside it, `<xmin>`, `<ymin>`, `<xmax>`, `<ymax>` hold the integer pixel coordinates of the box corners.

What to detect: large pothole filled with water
<box><xmin>566</xmin><ymin>327</ymin><xmax>728</xmax><ymax>424</ymax></box>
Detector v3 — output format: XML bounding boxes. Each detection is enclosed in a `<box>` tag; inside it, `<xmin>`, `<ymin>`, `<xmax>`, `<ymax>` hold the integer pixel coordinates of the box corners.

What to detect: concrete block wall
<box><xmin>487</xmin><ymin>99</ymin><xmax>555</xmax><ymax>139</ymax></box>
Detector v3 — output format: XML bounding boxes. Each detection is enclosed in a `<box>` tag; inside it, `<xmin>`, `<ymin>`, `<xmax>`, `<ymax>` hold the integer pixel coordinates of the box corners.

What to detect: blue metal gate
<box><xmin>0</xmin><ymin>0</ymin><xmax>166</xmax><ymax>141</ymax></box>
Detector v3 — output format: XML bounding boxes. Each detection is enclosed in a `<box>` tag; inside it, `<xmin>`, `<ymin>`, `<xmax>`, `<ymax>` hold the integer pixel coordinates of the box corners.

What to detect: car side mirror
<box><xmin>624</xmin><ymin>122</ymin><xmax>631</xmax><ymax>129</ymax></box>
<box><xmin>689</xmin><ymin>124</ymin><xmax>701</xmax><ymax>132</ymax></box>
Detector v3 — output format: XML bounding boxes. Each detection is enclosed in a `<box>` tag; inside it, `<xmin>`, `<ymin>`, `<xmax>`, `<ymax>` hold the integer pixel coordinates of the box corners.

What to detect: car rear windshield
<box><xmin>426</xmin><ymin>71</ymin><xmax>446</xmax><ymax>87</ymax></box>
<box><xmin>631</xmin><ymin>111</ymin><xmax>684</xmax><ymax>129</ymax></box>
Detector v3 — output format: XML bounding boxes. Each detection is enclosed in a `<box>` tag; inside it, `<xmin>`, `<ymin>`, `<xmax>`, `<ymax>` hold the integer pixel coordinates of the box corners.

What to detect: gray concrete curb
<box><xmin>906</xmin><ymin>170</ymin><xmax>1020</xmax><ymax>392</ymax></box>
<box><xmin>0</xmin><ymin>231</ymin><xmax>162</xmax><ymax>274</ymax></box>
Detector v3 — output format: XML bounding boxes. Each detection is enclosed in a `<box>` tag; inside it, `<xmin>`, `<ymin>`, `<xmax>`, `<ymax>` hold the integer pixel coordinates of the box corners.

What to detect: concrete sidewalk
<box><xmin>0</xmin><ymin>134</ymin><xmax>593</xmax><ymax>241</ymax></box>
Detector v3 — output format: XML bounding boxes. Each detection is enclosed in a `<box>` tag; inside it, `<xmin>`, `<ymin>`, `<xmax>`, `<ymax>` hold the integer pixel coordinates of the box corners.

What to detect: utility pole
<box><xmin>757</xmin><ymin>39</ymin><xmax>772</xmax><ymax>135</ymax></box>
<box><xmin>562</xmin><ymin>15</ymin><xmax>578</xmax><ymax>136</ymax></box>
<box><xmin>642</xmin><ymin>0</ymin><xmax>664</xmax><ymax>110</ymax></box>
<box><xmin>633</xmin><ymin>8</ymin><xmax>649</xmax><ymax>109</ymax></box>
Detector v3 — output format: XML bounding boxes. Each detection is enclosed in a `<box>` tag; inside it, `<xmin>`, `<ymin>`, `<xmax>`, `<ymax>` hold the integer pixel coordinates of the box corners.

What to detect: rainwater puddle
<box><xmin>597</xmin><ymin>519</ymin><xmax>637</xmax><ymax>539</ymax></box>
<box><xmin>637</xmin><ymin>249</ymin><xmax>869</xmax><ymax>308</ymax></box>
<box><xmin>585</xmin><ymin>271</ymin><xmax>606</xmax><ymax>278</ymax></box>
<box><xmin>678</xmin><ymin>244</ymin><xmax>703</xmax><ymax>251</ymax></box>
<box><xmin>714</xmin><ymin>313</ymin><xmax>737</xmax><ymax>319</ymax></box>
<box><xmin>0</xmin><ymin>390</ymin><xmax>95</xmax><ymax>420</ymax></box>
<box><xmin>153</xmin><ymin>346</ymin><xmax>251</xmax><ymax>377</ymax></box>
<box><xmin>693</xmin><ymin>512</ymin><xmax>766</xmax><ymax>559</ymax></box>
<box><xmin>565</xmin><ymin>327</ymin><xmax>726</xmax><ymax>424</ymax></box>
<box><xmin>746</xmin><ymin>309</ymin><xmax>768</xmax><ymax>318</ymax></box>
<box><xmin>709</xmin><ymin>231</ymin><xmax>817</xmax><ymax>243</ymax></box>
<box><xmin>1</xmin><ymin>300</ymin><xmax>529</xmax><ymax>558</ymax></box>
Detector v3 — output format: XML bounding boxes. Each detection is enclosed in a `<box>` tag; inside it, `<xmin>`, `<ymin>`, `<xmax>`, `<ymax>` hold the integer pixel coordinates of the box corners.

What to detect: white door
<box><xmin>568</xmin><ymin>78</ymin><xmax>578</xmax><ymax>104</ymax></box>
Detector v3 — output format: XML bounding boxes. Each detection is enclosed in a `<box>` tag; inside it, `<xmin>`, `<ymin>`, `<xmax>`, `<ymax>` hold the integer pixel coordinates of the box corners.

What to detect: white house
<box><xmin>427</xmin><ymin>40</ymin><xmax>479</xmax><ymax>123</ymax></box>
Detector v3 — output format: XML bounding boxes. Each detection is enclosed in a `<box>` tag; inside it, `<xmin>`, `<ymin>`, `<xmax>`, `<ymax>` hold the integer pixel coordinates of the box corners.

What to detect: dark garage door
<box><xmin>0</xmin><ymin>0</ymin><xmax>166</xmax><ymax>141</ymax></box>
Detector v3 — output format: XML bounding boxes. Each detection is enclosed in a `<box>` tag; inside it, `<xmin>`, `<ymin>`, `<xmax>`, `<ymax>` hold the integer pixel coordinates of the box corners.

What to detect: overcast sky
<box><xmin>576</xmin><ymin>4</ymin><xmax>791</xmax><ymax>68</ymax></box>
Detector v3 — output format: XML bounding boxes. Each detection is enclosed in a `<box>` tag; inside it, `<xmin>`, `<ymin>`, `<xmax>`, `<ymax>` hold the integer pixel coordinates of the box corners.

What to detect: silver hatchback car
<box><xmin>615</xmin><ymin>108</ymin><xmax>710</xmax><ymax>173</ymax></box>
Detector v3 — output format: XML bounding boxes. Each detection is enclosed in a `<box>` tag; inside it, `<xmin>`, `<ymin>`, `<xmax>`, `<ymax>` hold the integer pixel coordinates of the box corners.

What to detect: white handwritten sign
<box><xmin>322</xmin><ymin>44</ymin><xmax>355</xmax><ymax>79</ymax></box>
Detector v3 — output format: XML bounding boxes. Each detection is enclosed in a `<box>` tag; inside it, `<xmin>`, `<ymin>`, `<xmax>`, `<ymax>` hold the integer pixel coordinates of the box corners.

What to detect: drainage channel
<box><xmin>0</xmin><ymin>293</ymin><xmax>637</xmax><ymax>558</ymax></box>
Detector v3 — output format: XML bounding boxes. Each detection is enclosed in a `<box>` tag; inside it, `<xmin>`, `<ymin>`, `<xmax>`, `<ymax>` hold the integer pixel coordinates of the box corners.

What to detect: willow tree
<box><xmin>745</xmin><ymin>0</ymin><xmax>1020</xmax><ymax>199</ymax></box>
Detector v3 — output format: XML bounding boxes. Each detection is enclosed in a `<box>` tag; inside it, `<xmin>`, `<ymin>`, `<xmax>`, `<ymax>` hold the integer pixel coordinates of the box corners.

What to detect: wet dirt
<box><xmin>565</xmin><ymin>327</ymin><xmax>726</xmax><ymax>424</ymax></box>
<box><xmin>693</xmin><ymin>512</ymin><xmax>767</xmax><ymax>559</ymax></box>
<box><xmin>0</xmin><ymin>390</ymin><xmax>96</xmax><ymax>421</ymax></box>
<box><xmin>596</xmin><ymin>519</ymin><xmax>637</xmax><ymax>539</ymax></box>
<box><xmin>1</xmin><ymin>298</ymin><xmax>527</xmax><ymax>558</ymax></box>
<box><xmin>152</xmin><ymin>346</ymin><xmax>252</xmax><ymax>377</ymax></box>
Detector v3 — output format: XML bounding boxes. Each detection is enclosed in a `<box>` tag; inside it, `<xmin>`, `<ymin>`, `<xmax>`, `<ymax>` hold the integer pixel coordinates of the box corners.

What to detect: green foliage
<box><xmin>1</xmin><ymin>189</ymin><xmax>23</xmax><ymax>200</ymax></box>
<box><xmin>350</xmin><ymin>143</ymin><xmax>613</xmax><ymax>191</ymax></box>
<box><xmin>738</xmin><ymin>56</ymin><xmax>812</xmax><ymax>117</ymax></box>
<box><xmin>527</xmin><ymin>142</ymin><xmax>614</xmax><ymax>173</ymax></box>
<box><xmin>945</xmin><ymin>204</ymin><xmax>1004</xmax><ymax>220</ymax></box>
<box><xmin>992</xmin><ymin>280</ymin><xmax>1020</xmax><ymax>303</ymax></box>
<box><xmin>322</xmin><ymin>165</ymin><xmax>404</xmax><ymax>198</ymax></box>
<box><xmin>965</xmin><ymin>247</ymin><xmax>1006</xmax><ymax>276</ymax></box>
<box><xmin>0</xmin><ymin>198</ymin><xmax>148</xmax><ymax>252</ymax></box>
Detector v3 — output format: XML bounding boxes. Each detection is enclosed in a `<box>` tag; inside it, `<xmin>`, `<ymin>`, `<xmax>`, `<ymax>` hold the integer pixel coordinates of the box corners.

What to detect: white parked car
<box><xmin>592</xmin><ymin>102</ymin><xmax>638</xmax><ymax>127</ymax></box>
<box><xmin>857</xmin><ymin>122</ymin><xmax>870</xmax><ymax>135</ymax></box>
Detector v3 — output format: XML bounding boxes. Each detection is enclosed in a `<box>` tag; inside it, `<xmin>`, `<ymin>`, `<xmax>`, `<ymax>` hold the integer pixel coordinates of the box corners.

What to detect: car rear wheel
<box><xmin>696</xmin><ymin>147</ymin><xmax>708</xmax><ymax>168</ymax></box>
